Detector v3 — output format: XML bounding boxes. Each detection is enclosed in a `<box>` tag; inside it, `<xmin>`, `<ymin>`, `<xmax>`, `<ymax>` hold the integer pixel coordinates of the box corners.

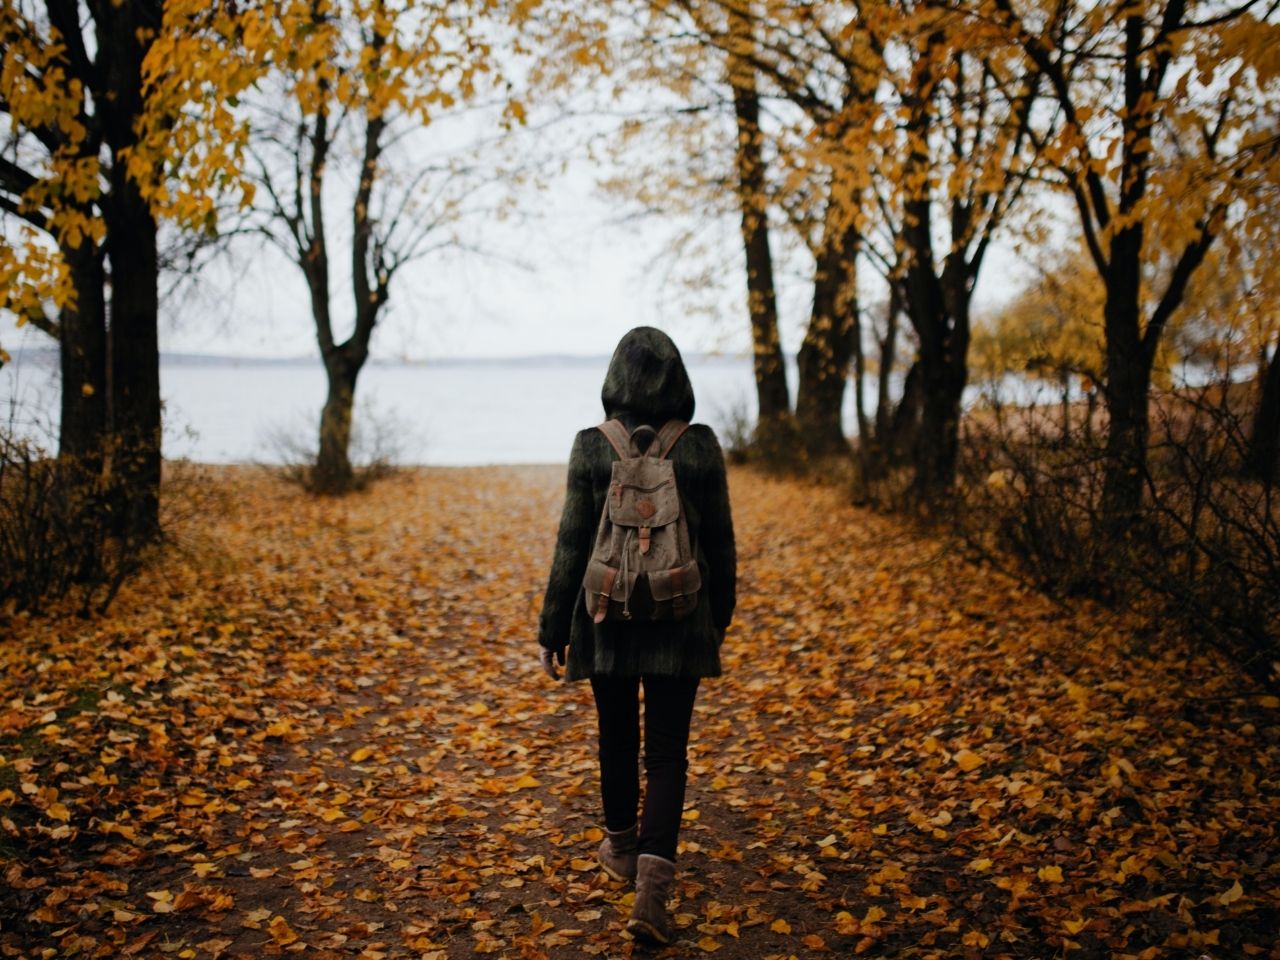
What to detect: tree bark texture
<box><xmin>897</xmin><ymin>43</ymin><xmax>974</xmax><ymax>503</ymax></box>
<box><xmin>901</xmin><ymin>197</ymin><xmax>971</xmax><ymax>501</ymax></box>
<box><xmin>728</xmin><ymin>14</ymin><xmax>790</xmax><ymax>443</ymax></box>
<box><xmin>1099</xmin><ymin>224</ymin><xmax>1150</xmax><ymax>533</ymax></box>
<box><xmin>99</xmin><ymin>0</ymin><xmax>164</xmax><ymax>540</ymax></box>
<box><xmin>795</xmin><ymin>222</ymin><xmax>859</xmax><ymax>458</ymax></box>
<box><xmin>58</xmin><ymin>241</ymin><xmax>107</xmax><ymax>464</ymax></box>
<box><xmin>305</xmin><ymin>108</ymin><xmax>386</xmax><ymax>494</ymax></box>
<box><xmin>314</xmin><ymin>360</ymin><xmax>358</xmax><ymax>494</ymax></box>
<box><xmin>104</xmin><ymin>174</ymin><xmax>162</xmax><ymax>539</ymax></box>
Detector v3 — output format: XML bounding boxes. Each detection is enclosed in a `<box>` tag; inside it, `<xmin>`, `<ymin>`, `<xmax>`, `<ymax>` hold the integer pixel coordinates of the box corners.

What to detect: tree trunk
<box><xmin>1246</xmin><ymin>341</ymin><xmax>1280</xmax><ymax>486</ymax></box>
<box><xmin>875</xmin><ymin>288</ymin><xmax>902</xmax><ymax>446</ymax></box>
<box><xmin>1099</xmin><ymin>239</ymin><xmax>1149</xmax><ymax>533</ymax></box>
<box><xmin>795</xmin><ymin>225</ymin><xmax>858</xmax><ymax>458</ymax></box>
<box><xmin>889</xmin><ymin>359</ymin><xmax>923</xmax><ymax>466</ymax></box>
<box><xmin>303</xmin><ymin>107</ymin><xmax>384</xmax><ymax>495</ymax></box>
<box><xmin>100</xmin><ymin>1</ymin><xmax>163</xmax><ymax>542</ymax></box>
<box><xmin>852</xmin><ymin>307</ymin><xmax>869</xmax><ymax>449</ymax></box>
<box><xmin>728</xmin><ymin>10</ymin><xmax>790</xmax><ymax>449</ymax></box>
<box><xmin>902</xmin><ymin>233</ymin><xmax>971</xmax><ymax>501</ymax></box>
<box><xmin>58</xmin><ymin>241</ymin><xmax>107</xmax><ymax>463</ymax></box>
<box><xmin>313</xmin><ymin>357</ymin><xmax>358</xmax><ymax>494</ymax></box>
<box><xmin>912</xmin><ymin>328</ymin><xmax>969</xmax><ymax>499</ymax></box>
<box><xmin>1060</xmin><ymin>370</ymin><xmax>1072</xmax><ymax>444</ymax></box>
<box><xmin>1085</xmin><ymin>386</ymin><xmax>1098</xmax><ymax>446</ymax></box>
<box><xmin>106</xmin><ymin>177</ymin><xmax>162</xmax><ymax>540</ymax></box>
<box><xmin>898</xmin><ymin>56</ymin><xmax>973</xmax><ymax>504</ymax></box>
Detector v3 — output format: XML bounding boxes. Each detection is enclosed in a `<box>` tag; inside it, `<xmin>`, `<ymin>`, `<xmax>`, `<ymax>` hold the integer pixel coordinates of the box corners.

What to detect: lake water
<box><xmin>1</xmin><ymin>353</ymin><xmax>860</xmax><ymax>465</ymax></box>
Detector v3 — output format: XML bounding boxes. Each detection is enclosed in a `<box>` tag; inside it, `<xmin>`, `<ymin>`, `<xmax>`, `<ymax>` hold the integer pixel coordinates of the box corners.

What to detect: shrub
<box><xmin>261</xmin><ymin>396</ymin><xmax>411</xmax><ymax>494</ymax></box>
<box><xmin>0</xmin><ymin>433</ymin><xmax>138</xmax><ymax>616</ymax></box>
<box><xmin>954</xmin><ymin>383</ymin><xmax>1280</xmax><ymax>690</ymax></box>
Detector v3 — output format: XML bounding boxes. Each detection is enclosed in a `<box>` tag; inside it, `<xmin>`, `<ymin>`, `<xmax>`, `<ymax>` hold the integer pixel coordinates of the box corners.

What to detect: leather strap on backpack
<box><xmin>655</xmin><ymin>420</ymin><xmax>691</xmax><ymax>459</ymax></box>
<box><xmin>599</xmin><ymin>418</ymin><xmax>689</xmax><ymax>459</ymax></box>
<box><xmin>597</xmin><ymin>419</ymin><xmax>632</xmax><ymax>459</ymax></box>
<box><xmin>593</xmin><ymin>567</ymin><xmax>618</xmax><ymax>623</ymax></box>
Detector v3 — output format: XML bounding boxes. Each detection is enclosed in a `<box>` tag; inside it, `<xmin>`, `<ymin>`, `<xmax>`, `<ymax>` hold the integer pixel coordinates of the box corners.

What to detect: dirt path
<box><xmin>1</xmin><ymin>466</ymin><xmax>1276</xmax><ymax>959</ymax></box>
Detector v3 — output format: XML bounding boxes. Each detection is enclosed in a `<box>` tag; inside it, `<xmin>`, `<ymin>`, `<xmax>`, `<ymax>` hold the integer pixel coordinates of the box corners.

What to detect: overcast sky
<box><xmin>162</xmin><ymin>173</ymin><xmax>1037</xmax><ymax>363</ymax></box>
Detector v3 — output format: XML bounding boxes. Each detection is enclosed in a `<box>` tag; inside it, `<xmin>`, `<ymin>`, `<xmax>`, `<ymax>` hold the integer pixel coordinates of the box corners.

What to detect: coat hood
<box><xmin>601</xmin><ymin>326</ymin><xmax>696</xmax><ymax>424</ymax></box>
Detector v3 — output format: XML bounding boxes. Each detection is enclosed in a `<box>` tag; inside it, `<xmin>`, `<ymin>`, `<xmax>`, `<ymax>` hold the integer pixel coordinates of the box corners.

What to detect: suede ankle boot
<box><xmin>627</xmin><ymin>853</ymin><xmax>676</xmax><ymax>944</ymax></box>
<box><xmin>598</xmin><ymin>824</ymin><xmax>639</xmax><ymax>881</ymax></box>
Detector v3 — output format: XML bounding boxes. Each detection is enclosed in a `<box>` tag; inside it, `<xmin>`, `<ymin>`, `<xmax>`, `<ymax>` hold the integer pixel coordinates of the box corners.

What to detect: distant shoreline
<box><xmin>4</xmin><ymin>347</ymin><xmax>756</xmax><ymax>369</ymax></box>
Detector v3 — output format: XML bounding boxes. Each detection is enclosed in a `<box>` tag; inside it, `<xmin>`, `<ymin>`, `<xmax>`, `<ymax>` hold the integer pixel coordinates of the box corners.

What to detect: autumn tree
<box><xmin>225</xmin><ymin>0</ymin><xmax>512</xmax><ymax>494</ymax></box>
<box><xmin>736</xmin><ymin>4</ymin><xmax>1041</xmax><ymax>490</ymax></box>
<box><xmin>989</xmin><ymin>0</ymin><xmax>1280</xmax><ymax>532</ymax></box>
<box><xmin>0</xmin><ymin>0</ymin><xmax>182</xmax><ymax>542</ymax></box>
<box><xmin>595</xmin><ymin>1</ymin><xmax>796</xmax><ymax>452</ymax></box>
<box><xmin>607</xmin><ymin>1</ymin><xmax>867</xmax><ymax>460</ymax></box>
<box><xmin>723</xmin><ymin>3</ymin><xmax>792</xmax><ymax>449</ymax></box>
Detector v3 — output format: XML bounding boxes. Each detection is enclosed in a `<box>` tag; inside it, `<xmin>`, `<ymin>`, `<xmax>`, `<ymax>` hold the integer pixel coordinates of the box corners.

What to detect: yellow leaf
<box><xmin>1064</xmin><ymin>918</ymin><xmax>1087</xmax><ymax>934</ymax></box>
<box><xmin>46</xmin><ymin>802</ymin><xmax>70</xmax><ymax>822</ymax></box>
<box><xmin>349</xmin><ymin>746</ymin><xmax>374</xmax><ymax>763</ymax></box>
<box><xmin>148</xmin><ymin>889</ymin><xmax>173</xmax><ymax>914</ymax></box>
<box><xmin>268</xmin><ymin>915</ymin><xmax>298</xmax><ymax>945</ymax></box>
<box><xmin>511</xmin><ymin>774</ymin><xmax>541</xmax><ymax>790</ymax></box>
<box><xmin>697</xmin><ymin>936</ymin><xmax>721</xmax><ymax>952</ymax></box>
<box><xmin>1038</xmin><ymin>865</ymin><xmax>1064</xmax><ymax>883</ymax></box>
<box><xmin>862</xmin><ymin>906</ymin><xmax>885</xmax><ymax>925</ymax></box>
<box><xmin>968</xmin><ymin>857</ymin><xmax>993</xmax><ymax>872</ymax></box>
<box><xmin>953</xmin><ymin>749</ymin><xmax>984</xmax><ymax>772</ymax></box>
<box><xmin>80</xmin><ymin>382</ymin><xmax>94</xmax><ymax>397</ymax></box>
<box><xmin>1258</xmin><ymin>696</ymin><xmax>1279</xmax><ymax>708</ymax></box>
<box><xmin>871</xmin><ymin>862</ymin><xmax>906</xmax><ymax>882</ymax></box>
<box><xmin>770</xmin><ymin>918</ymin><xmax>791</xmax><ymax>934</ymax></box>
<box><xmin>1218</xmin><ymin>880</ymin><xmax>1244</xmax><ymax>905</ymax></box>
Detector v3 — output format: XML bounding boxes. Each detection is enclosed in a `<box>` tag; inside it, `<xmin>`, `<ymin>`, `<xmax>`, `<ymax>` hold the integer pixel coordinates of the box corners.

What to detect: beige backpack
<box><xmin>582</xmin><ymin>419</ymin><xmax>701</xmax><ymax>623</ymax></box>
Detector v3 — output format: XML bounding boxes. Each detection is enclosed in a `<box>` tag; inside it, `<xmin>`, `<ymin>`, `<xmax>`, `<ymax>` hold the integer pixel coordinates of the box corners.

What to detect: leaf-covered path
<box><xmin>2</xmin><ymin>466</ymin><xmax>1277</xmax><ymax>959</ymax></box>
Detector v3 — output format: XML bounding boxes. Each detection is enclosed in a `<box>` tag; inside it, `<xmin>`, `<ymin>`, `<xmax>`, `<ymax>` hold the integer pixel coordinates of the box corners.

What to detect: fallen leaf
<box><xmin>1219</xmin><ymin>880</ymin><xmax>1244</xmax><ymax>905</ymax></box>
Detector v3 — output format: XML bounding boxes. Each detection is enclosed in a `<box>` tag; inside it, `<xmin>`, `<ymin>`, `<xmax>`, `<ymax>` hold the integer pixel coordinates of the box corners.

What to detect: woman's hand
<box><xmin>539</xmin><ymin>646</ymin><xmax>565</xmax><ymax>681</ymax></box>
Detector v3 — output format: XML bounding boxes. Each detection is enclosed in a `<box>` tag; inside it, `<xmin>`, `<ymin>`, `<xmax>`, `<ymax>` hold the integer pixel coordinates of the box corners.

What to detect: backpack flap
<box><xmin>607</xmin><ymin>460</ymin><xmax>679</xmax><ymax>530</ymax></box>
<box><xmin>584</xmin><ymin>556</ymin><xmax>639</xmax><ymax>616</ymax></box>
<box><xmin>648</xmin><ymin>559</ymin><xmax>701</xmax><ymax>619</ymax></box>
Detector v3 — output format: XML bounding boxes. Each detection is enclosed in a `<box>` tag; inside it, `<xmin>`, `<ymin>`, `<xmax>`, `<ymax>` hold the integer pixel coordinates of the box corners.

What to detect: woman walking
<box><xmin>537</xmin><ymin>326</ymin><xmax>737</xmax><ymax>944</ymax></box>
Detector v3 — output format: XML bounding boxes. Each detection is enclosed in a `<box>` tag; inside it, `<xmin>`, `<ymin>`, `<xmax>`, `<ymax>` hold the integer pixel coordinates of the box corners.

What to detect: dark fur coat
<box><xmin>538</xmin><ymin>327</ymin><xmax>737</xmax><ymax>680</ymax></box>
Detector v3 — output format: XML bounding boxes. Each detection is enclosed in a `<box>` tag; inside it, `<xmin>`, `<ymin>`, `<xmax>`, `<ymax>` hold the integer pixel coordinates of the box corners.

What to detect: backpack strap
<box><xmin>653</xmin><ymin>420</ymin><xmax>691</xmax><ymax>459</ymax></box>
<box><xmin>597</xmin><ymin>419</ymin><xmax>633</xmax><ymax>459</ymax></box>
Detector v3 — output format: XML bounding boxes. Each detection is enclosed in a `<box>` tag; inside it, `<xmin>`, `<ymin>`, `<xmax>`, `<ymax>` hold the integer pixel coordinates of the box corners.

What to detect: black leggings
<box><xmin>590</xmin><ymin>675</ymin><xmax>700</xmax><ymax>862</ymax></box>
